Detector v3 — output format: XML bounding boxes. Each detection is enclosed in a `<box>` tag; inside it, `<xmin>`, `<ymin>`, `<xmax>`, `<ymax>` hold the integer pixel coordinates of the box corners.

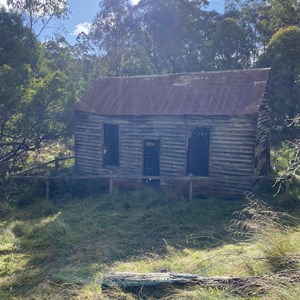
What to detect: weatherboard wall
<box><xmin>75</xmin><ymin>111</ymin><xmax>259</xmax><ymax>194</ymax></box>
<box><xmin>254</xmin><ymin>94</ymin><xmax>271</xmax><ymax>178</ymax></box>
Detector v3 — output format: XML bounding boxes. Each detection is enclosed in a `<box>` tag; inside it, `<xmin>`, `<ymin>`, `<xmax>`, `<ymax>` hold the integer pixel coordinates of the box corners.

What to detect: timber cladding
<box><xmin>74</xmin><ymin>68</ymin><xmax>271</xmax><ymax>196</ymax></box>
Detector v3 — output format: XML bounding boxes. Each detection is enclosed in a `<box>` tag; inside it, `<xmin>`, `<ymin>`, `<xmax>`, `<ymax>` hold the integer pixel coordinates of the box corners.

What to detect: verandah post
<box><xmin>189</xmin><ymin>175</ymin><xmax>193</xmax><ymax>201</ymax></box>
<box><xmin>109</xmin><ymin>176</ymin><xmax>114</xmax><ymax>195</ymax></box>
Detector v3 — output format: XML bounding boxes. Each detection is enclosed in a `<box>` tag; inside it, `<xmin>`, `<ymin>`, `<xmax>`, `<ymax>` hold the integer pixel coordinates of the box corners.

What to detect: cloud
<box><xmin>131</xmin><ymin>0</ymin><xmax>140</xmax><ymax>5</ymax></box>
<box><xmin>73</xmin><ymin>22</ymin><xmax>92</xmax><ymax>36</ymax></box>
<box><xmin>0</xmin><ymin>0</ymin><xmax>8</xmax><ymax>8</ymax></box>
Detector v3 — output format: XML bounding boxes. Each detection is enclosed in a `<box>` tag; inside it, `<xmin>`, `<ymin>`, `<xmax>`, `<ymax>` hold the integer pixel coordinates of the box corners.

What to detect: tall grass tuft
<box><xmin>162</xmin><ymin>287</ymin><xmax>241</xmax><ymax>300</ymax></box>
<box><xmin>261</xmin><ymin>283</ymin><xmax>300</xmax><ymax>300</ymax></box>
<box><xmin>230</xmin><ymin>193</ymin><xmax>299</xmax><ymax>273</ymax></box>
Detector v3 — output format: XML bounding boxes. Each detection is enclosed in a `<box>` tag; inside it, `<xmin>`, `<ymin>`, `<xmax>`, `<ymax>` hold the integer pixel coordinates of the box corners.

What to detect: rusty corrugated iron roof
<box><xmin>74</xmin><ymin>68</ymin><xmax>270</xmax><ymax>116</ymax></box>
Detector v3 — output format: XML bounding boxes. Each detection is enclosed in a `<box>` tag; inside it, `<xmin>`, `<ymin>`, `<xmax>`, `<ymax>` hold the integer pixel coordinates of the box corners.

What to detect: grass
<box><xmin>0</xmin><ymin>187</ymin><xmax>299</xmax><ymax>299</ymax></box>
<box><xmin>0</xmin><ymin>188</ymin><xmax>245</xmax><ymax>299</ymax></box>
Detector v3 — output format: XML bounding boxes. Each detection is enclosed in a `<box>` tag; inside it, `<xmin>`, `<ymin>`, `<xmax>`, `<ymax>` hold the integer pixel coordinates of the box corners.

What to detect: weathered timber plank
<box><xmin>102</xmin><ymin>272</ymin><xmax>300</xmax><ymax>291</ymax></box>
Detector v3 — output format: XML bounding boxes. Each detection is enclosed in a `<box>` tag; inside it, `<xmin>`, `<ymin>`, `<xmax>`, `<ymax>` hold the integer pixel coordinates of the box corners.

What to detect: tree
<box><xmin>6</xmin><ymin>0</ymin><xmax>69</xmax><ymax>37</ymax></box>
<box><xmin>0</xmin><ymin>8</ymin><xmax>37</xmax><ymax>66</ymax></box>
<box><xmin>225</xmin><ymin>0</ymin><xmax>300</xmax><ymax>50</ymax></box>
<box><xmin>133</xmin><ymin>0</ymin><xmax>209</xmax><ymax>73</ymax></box>
<box><xmin>90</xmin><ymin>0</ymin><xmax>135</xmax><ymax>76</ymax></box>
<box><xmin>258</xmin><ymin>26</ymin><xmax>300</xmax><ymax>130</ymax></box>
<box><xmin>257</xmin><ymin>0</ymin><xmax>300</xmax><ymax>43</ymax></box>
<box><xmin>0</xmin><ymin>10</ymin><xmax>37</xmax><ymax>167</ymax></box>
<box><xmin>0</xmin><ymin>10</ymin><xmax>73</xmax><ymax>173</ymax></box>
<box><xmin>209</xmin><ymin>17</ymin><xmax>252</xmax><ymax>70</ymax></box>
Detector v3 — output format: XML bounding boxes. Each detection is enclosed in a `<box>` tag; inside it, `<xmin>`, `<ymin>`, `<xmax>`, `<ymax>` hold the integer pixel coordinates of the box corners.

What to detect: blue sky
<box><xmin>0</xmin><ymin>0</ymin><xmax>225</xmax><ymax>44</ymax></box>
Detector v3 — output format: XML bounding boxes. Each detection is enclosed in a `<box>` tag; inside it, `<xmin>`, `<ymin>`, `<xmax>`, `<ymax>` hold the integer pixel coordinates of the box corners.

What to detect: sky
<box><xmin>0</xmin><ymin>0</ymin><xmax>225</xmax><ymax>44</ymax></box>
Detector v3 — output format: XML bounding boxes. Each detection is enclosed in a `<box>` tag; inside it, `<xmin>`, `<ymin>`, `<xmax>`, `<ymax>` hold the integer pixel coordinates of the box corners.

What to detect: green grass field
<box><xmin>0</xmin><ymin>185</ymin><xmax>299</xmax><ymax>299</ymax></box>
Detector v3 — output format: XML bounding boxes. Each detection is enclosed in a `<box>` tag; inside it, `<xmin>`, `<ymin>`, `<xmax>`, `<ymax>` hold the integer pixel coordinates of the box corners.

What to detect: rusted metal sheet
<box><xmin>74</xmin><ymin>68</ymin><xmax>270</xmax><ymax>116</ymax></box>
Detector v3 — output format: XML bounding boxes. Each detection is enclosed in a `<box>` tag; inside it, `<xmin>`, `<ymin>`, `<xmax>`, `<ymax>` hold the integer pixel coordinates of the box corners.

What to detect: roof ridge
<box><xmin>93</xmin><ymin>68</ymin><xmax>271</xmax><ymax>80</ymax></box>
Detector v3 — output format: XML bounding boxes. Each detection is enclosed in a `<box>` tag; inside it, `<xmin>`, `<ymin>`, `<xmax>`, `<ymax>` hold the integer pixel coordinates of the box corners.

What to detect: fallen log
<box><xmin>102</xmin><ymin>271</ymin><xmax>300</xmax><ymax>293</ymax></box>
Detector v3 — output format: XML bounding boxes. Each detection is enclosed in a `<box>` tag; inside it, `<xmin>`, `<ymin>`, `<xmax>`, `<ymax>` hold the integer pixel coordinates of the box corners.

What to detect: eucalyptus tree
<box><xmin>89</xmin><ymin>0</ymin><xmax>135</xmax><ymax>76</ymax></box>
<box><xmin>6</xmin><ymin>0</ymin><xmax>69</xmax><ymax>37</ymax></box>
<box><xmin>207</xmin><ymin>17</ymin><xmax>253</xmax><ymax>70</ymax></box>
<box><xmin>133</xmin><ymin>0</ymin><xmax>210</xmax><ymax>73</ymax></box>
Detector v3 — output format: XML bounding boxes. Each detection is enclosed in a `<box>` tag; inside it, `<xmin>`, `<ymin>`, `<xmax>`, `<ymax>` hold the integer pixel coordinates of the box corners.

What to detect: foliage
<box><xmin>209</xmin><ymin>17</ymin><xmax>252</xmax><ymax>69</ymax></box>
<box><xmin>89</xmin><ymin>0</ymin><xmax>239</xmax><ymax>74</ymax></box>
<box><xmin>271</xmin><ymin>140</ymin><xmax>300</xmax><ymax>203</ymax></box>
<box><xmin>0</xmin><ymin>10</ymin><xmax>38</xmax><ymax>171</ymax></box>
<box><xmin>0</xmin><ymin>11</ymin><xmax>93</xmax><ymax>174</ymax></box>
<box><xmin>256</xmin><ymin>0</ymin><xmax>300</xmax><ymax>43</ymax></box>
<box><xmin>90</xmin><ymin>0</ymin><xmax>136</xmax><ymax>76</ymax></box>
<box><xmin>133</xmin><ymin>0</ymin><xmax>210</xmax><ymax>73</ymax></box>
<box><xmin>258</xmin><ymin>26</ymin><xmax>300</xmax><ymax>129</ymax></box>
<box><xmin>0</xmin><ymin>9</ymin><xmax>38</xmax><ymax>67</ymax></box>
<box><xmin>272</xmin><ymin>141</ymin><xmax>300</xmax><ymax>177</ymax></box>
<box><xmin>6</xmin><ymin>0</ymin><xmax>69</xmax><ymax>37</ymax></box>
<box><xmin>43</xmin><ymin>35</ymin><xmax>101</xmax><ymax>99</ymax></box>
<box><xmin>225</xmin><ymin>0</ymin><xmax>300</xmax><ymax>49</ymax></box>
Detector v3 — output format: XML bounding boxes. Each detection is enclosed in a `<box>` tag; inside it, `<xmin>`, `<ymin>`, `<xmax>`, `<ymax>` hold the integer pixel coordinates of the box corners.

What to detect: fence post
<box><xmin>109</xmin><ymin>176</ymin><xmax>114</xmax><ymax>195</ymax></box>
<box><xmin>285</xmin><ymin>180</ymin><xmax>291</xmax><ymax>202</ymax></box>
<box><xmin>45</xmin><ymin>178</ymin><xmax>50</xmax><ymax>200</ymax></box>
<box><xmin>9</xmin><ymin>177</ymin><xmax>14</xmax><ymax>195</ymax></box>
<box><xmin>54</xmin><ymin>157</ymin><xmax>59</xmax><ymax>176</ymax></box>
<box><xmin>189</xmin><ymin>175</ymin><xmax>193</xmax><ymax>201</ymax></box>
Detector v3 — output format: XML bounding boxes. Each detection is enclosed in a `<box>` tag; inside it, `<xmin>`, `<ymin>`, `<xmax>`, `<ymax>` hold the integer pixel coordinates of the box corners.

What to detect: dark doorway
<box><xmin>103</xmin><ymin>124</ymin><xmax>119</xmax><ymax>166</ymax></box>
<box><xmin>143</xmin><ymin>140</ymin><xmax>160</xmax><ymax>186</ymax></box>
<box><xmin>186</xmin><ymin>128</ymin><xmax>210</xmax><ymax>176</ymax></box>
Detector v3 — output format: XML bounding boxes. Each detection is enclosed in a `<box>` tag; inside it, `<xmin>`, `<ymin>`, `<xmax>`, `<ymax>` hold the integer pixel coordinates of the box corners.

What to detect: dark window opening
<box><xmin>186</xmin><ymin>127</ymin><xmax>210</xmax><ymax>176</ymax></box>
<box><xmin>103</xmin><ymin>124</ymin><xmax>119</xmax><ymax>166</ymax></box>
<box><xmin>143</xmin><ymin>140</ymin><xmax>160</xmax><ymax>186</ymax></box>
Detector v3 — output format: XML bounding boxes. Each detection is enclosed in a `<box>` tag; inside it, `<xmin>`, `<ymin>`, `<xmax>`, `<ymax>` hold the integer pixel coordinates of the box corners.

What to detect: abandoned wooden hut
<box><xmin>74</xmin><ymin>68</ymin><xmax>271</xmax><ymax>195</ymax></box>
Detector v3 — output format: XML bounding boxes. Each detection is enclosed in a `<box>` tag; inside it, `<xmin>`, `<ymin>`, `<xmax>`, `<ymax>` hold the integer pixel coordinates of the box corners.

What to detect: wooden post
<box><xmin>285</xmin><ymin>180</ymin><xmax>291</xmax><ymax>202</ymax></box>
<box><xmin>9</xmin><ymin>177</ymin><xmax>14</xmax><ymax>195</ymax></box>
<box><xmin>45</xmin><ymin>178</ymin><xmax>50</xmax><ymax>200</ymax></box>
<box><xmin>109</xmin><ymin>176</ymin><xmax>114</xmax><ymax>195</ymax></box>
<box><xmin>54</xmin><ymin>157</ymin><xmax>59</xmax><ymax>176</ymax></box>
<box><xmin>189</xmin><ymin>175</ymin><xmax>193</xmax><ymax>201</ymax></box>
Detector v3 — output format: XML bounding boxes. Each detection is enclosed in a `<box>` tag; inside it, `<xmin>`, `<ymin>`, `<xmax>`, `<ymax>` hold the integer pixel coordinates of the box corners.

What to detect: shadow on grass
<box><xmin>0</xmin><ymin>188</ymin><xmax>247</xmax><ymax>298</ymax></box>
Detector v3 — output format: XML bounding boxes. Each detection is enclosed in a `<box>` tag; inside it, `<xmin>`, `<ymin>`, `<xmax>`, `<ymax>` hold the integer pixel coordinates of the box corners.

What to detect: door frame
<box><xmin>143</xmin><ymin>139</ymin><xmax>160</xmax><ymax>185</ymax></box>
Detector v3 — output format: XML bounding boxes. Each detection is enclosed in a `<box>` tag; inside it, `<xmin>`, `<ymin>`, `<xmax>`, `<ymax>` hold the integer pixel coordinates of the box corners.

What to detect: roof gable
<box><xmin>74</xmin><ymin>68</ymin><xmax>270</xmax><ymax>116</ymax></box>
